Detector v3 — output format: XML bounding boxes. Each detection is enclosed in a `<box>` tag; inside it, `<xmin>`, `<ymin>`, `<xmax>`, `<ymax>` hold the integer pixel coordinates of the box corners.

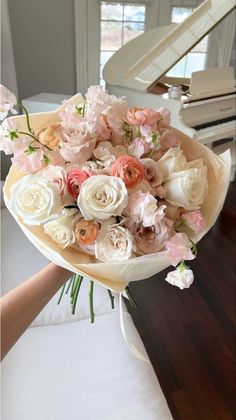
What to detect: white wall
<box><xmin>7</xmin><ymin>0</ymin><xmax>76</xmax><ymax>99</ymax></box>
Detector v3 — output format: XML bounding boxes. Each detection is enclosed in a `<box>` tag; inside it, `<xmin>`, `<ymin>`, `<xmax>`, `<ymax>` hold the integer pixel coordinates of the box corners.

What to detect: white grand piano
<box><xmin>103</xmin><ymin>0</ymin><xmax>235</xmax><ymax>174</ymax></box>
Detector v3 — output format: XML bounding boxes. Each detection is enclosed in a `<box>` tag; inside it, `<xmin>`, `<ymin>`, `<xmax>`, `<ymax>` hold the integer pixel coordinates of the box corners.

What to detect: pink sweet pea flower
<box><xmin>164</xmin><ymin>232</ymin><xmax>195</xmax><ymax>266</ymax></box>
<box><xmin>0</xmin><ymin>84</ymin><xmax>17</xmax><ymax>120</ymax></box>
<box><xmin>157</xmin><ymin>107</ymin><xmax>171</xmax><ymax>128</ymax></box>
<box><xmin>181</xmin><ymin>211</ymin><xmax>205</xmax><ymax>233</ymax></box>
<box><xmin>128</xmin><ymin>137</ymin><xmax>152</xmax><ymax>159</ymax></box>
<box><xmin>94</xmin><ymin>114</ymin><xmax>111</xmax><ymax>141</ymax></box>
<box><xmin>126</xmin><ymin>191</ymin><xmax>166</xmax><ymax>227</ymax></box>
<box><xmin>11</xmin><ymin>146</ymin><xmax>46</xmax><ymax>173</ymax></box>
<box><xmin>165</xmin><ymin>266</ymin><xmax>194</xmax><ymax>289</ymax></box>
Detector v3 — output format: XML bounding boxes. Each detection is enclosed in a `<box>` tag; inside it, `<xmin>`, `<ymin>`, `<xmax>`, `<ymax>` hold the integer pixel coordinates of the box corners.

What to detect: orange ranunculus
<box><xmin>38</xmin><ymin>123</ymin><xmax>61</xmax><ymax>149</ymax></box>
<box><xmin>75</xmin><ymin>219</ymin><xmax>99</xmax><ymax>245</ymax></box>
<box><xmin>111</xmin><ymin>155</ymin><xmax>145</xmax><ymax>188</ymax></box>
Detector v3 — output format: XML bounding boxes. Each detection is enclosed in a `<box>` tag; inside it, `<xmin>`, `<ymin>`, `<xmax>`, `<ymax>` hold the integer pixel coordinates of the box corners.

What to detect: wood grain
<box><xmin>128</xmin><ymin>181</ymin><xmax>236</xmax><ymax>420</ymax></box>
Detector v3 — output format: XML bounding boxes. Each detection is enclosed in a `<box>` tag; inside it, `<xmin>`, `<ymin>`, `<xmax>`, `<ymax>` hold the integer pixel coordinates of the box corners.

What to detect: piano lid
<box><xmin>103</xmin><ymin>0</ymin><xmax>235</xmax><ymax>92</ymax></box>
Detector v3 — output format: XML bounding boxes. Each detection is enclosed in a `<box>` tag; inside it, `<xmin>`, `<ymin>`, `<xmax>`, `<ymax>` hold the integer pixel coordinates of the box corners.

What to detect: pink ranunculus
<box><xmin>67</xmin><ymin>168</ymin><xmax>90</xmax><ymax>199</ymax></box>
<box><xmin>40</xmin><ymin>165</ymin><xmax>67</xmax><ymax>196</ymax></box>
<box><xmin>126</xmin><ymin>107</ymin><xmax>161</xmax><ymax>128</ymax></box>
<box><xmin>160</xmin><ymin>128</ymin><xmax>181</xmax><ymax>152</ymax></box>
<box><xmin>111</xmin><ymin>155</ymin><xmax>145</xmax><ymax>188</ymax></box>
<box><xmin>134</xmin><ymin>217</ymin><xmax>173</xmax><ymax>255</ymax></box>
<box><xmin>58</xmin><ymin>122</ymin><xmax>97</xmax><ymax>164</ymax></box>
<box><xmin>126</xmin><ymin>191</ymin><xmax>166</xmax><ymax>227</ymax></box>
<box><xmin>165</xmin><ymin>267</ymin><xmax>194</xmax><ymax>289</ymax></box>
<box><xmin>164</xmin><ymin>232</ymin><xmax>195</xmax><ymax>266</ymax></box>
<box><xmin>128</xmin><ymin>137</ymin><xmax>152</xmax><ymax>159</ymax></box>
<box><xmin>181</xmin><ymin>211</ymin><xmax>205</xmax><ymax>233</ymax></box>
<box><xmin>11</xmin><ymin>146</ymin><xmax>46</xmax><ymax>173</ymax></box>
<box><xmin>0</xmin><ymin>84</ymin><xmax>17</xmax><ymax>120</ymax></box>
<box><xmin>141</xmin><ymin>158</ymin><xmax>163</xmax><ymax>194</ymax></box>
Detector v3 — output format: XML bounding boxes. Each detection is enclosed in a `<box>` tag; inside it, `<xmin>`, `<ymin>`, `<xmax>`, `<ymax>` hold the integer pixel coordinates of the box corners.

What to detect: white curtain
<box><xmin>1</xmin><ymin>0</ymin><xmax>18</xmax><ymax>95</ymax></box>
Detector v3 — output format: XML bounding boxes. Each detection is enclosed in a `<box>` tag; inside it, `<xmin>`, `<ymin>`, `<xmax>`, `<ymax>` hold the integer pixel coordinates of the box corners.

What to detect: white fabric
<box><xmin>1</xmin><ymin>312</ymin><xmax>173</xmax><ymax>420</ymax></box>
<box><xmin>1</xmin><ymin>208</ymin><xmax>123</xmax><ymax>326</ymax></box>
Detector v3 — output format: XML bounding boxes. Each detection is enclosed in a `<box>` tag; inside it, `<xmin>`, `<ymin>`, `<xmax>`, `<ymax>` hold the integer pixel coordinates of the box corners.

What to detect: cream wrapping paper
<box><xmin>3</xmin><ymin>95</ymin><xmax>231</xmax><ymax>292</ymax></box>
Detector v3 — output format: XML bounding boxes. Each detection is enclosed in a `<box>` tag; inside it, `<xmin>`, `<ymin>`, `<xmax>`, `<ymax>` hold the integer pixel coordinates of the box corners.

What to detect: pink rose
<box><xmin>134</xmin><ymin>217</ymin><xmax>173</xmax><ymax>255</ymax></box>
<box><xmin>40</xmin><ymin>165</ymin><xmax>67</xmax><ymax>196</ymax></box>
<box><xmin>158</xmin><ymin>200</ymin><xmax>181</xmax><ymax>222</ymax></box>
<box><xmin>94</xmin><ymin>114</ymin><xmax>111</xmax><ymax>141</ymax></box>
<box><xmin>58</xmin><ymin>122</ymin><xmax>96</xmax><ymax>164</ymax></box>
<box><xmin>67</xmin><ymin>168</ymin><xmax>90</xmax><ymax>199</ymax></box>
<box><xmin>165</xmin><ymin>232</ymin><xmax>195</xmax><ymax>266</ymax></box>
<box><xmin>126</xmin><ymin>107</ymin><xmax>161</xmax><ymax>127</ymax></box>
<box><xmin>181</xmin><ymin>211</ymin><xmax>205</xmax><ymax>233</ymax></box>
<box><xmin>165</xmin><ymin>266</ymin><xmax>194</xmax><ymax>289</ymax></box>
<box><xmin>141</xmin><ymin>158</ymin><xmax>163</xmax><ymax>194</ymax></box>
<box><xmin>126</xmin><ymin>191</ymin><xmax>166</xmax><ymax>227</ymax></box>
<box><xmin>111</xmin><ymin>155</ymin><xmax>145</xmax><ymax>188</ymax></box>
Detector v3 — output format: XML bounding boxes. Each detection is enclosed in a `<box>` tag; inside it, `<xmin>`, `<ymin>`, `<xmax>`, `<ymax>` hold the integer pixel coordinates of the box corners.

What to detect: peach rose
<box><xmin>75</xmin><ymin>219</ymin><xmax>99</xmax><ymax>245</ymax></box>
<box><xmin>67</xmin><ymin>168</ymin><xmax>90</xmax><ymax>199</ymax></box>
<box><xmin>38</xmin><ymin>123</ymin><xmax>61</xmax><ymax>150</ymax></box>
<box><xmin>111</xmin><ymin>155</ymin><xmax>144</xmax><ymax>188</ymax></box>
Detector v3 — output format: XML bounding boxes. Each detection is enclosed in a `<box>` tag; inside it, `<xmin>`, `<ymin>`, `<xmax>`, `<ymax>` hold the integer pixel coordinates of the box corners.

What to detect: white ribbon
<box><xmin>119</xmin><ymin>293</ymin><xmax>150</xmax><ymax>363</ymax></box>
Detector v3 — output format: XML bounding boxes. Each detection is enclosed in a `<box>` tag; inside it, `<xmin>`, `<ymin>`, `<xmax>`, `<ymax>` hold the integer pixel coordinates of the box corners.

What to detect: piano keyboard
<box><xmin>193</xmin><ymin>119</ymin><xmax>236</xmax><ymax>144</ymax></box>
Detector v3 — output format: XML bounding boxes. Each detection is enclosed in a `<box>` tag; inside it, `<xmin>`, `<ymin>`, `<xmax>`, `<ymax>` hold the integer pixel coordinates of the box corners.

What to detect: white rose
<box><xmin>95</xmin><ymin>220</ymin><xmax>133</xmax><ymax>262</ymax></box>
<box><xmin>78</xmin><ymin>175</ymin><xmax>128</xmax><ymax>221</ymax></box>
<box><xmin>165</xmin><ymin>267</ymin><xmax>194</xmax><ymax>290</ymax></box>
<box><xmin>44</xmin><ymin>213</ymin><xmax>75</xmax><ymax>248</ymax></box>
<box><xmin>158</xmin><ymin>146</ymin><xmax>187</xmax><ymax>179</ymax></box>
<box><xmin>9</xmin><ymin>174</ymin><xmax>62</xmax><ymax>225</ymax></box>
<box><xmin>164</xmin><ymin>165</ymin><xmax>207</xmax><ymax>210</ymax></box>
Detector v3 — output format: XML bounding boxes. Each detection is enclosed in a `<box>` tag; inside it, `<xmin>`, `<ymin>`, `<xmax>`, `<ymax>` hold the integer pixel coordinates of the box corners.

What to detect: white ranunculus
<box><xmin>44</xmin><ymin>213</ymin><xmax>75</xmax><ymax>248</ymax></box>
<box><xmin>158</xmin><ymin>146</ymin><xmax>187</xmax><ymax>179</ymax></box>
<box><xmin>95</xmin><ymin>220</ymin><xmax>133</xmax><ymax>262</ymax></box>
<box><xmin>164</xmin><ymin>165</ymin><xmax>207</xmax><ymax>210</ymax></box>
<box><xmin>78</xmin><ymin>175</ymin><xmax>128</xmax><ymax>221</ymax></box>
<box><xmin>165</xmin><ymin>267</ymin><xmax>194</xmax><ymax>290</ymax></box>
<box><xmin>9</xmin><ymin>174</ymin><xmax>62</xmax><ymax>225</ymax></box>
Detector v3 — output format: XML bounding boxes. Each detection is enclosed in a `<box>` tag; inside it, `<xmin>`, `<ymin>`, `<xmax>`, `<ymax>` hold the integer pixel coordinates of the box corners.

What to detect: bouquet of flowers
<box><xmin>1</xmin><ymin>85</ymin><xmax>231</xmax><ymax>322</ymax></box>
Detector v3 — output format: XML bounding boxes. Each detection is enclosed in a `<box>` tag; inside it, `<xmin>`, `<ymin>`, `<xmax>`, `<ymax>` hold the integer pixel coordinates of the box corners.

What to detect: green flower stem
<box><xmin>89</xmin><ymin>281</ymin><xmax>95</xmax><ymax>323</ymax></box>
<box><xmin>65</xmin><ymin>276</ymin><xmax>75</xmax><ymax>294</ymax></box>
<box><xmin>70</xmin><ymin>275</ymin><xmax>78</xmax><ymax>303</ymax></box>
<box><xmin>125</xmin><ymin>286</ymin><xmax>138</xmax><ymax>308</ymax></box>
<box><xmin>107</xmin><ymin>289</ymin><xmax>115</xmax><ymax>309</ymax></box>
<box><xmin>57</xmin><ymin>283</ymin><xmax>66</xmax><ymax>305</ymax></box>
<box><xmin>19</xmin><ymin>131</ymin><xmax>52</xmax><ymax>151</ymax></box>
<box><xmin>17</xmin><ymin>101</ymin><xmax>33</xmax><ymax>134</ymax></box>
<box><xmin>71</xmin><ymin>275</ymin><xmax>83</xmax><ymax>315</ymax></box>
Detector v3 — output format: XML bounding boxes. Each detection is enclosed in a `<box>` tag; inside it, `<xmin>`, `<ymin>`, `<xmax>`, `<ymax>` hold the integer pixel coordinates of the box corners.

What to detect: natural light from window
<box><xmin>167</xmin><ymin>7</ymin><xmax>208</xmax><ymax>78</ymax></box>
<box><xmin>100</xmin><ymin>2</ymin><xmax>146</xmax><ymax>86</ymax></box>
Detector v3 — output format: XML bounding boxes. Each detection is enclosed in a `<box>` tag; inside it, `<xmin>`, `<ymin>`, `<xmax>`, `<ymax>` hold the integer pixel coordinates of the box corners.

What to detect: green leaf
<box><xmin>24</xmin><ymin>145</ymin><xmax>39</xmax><ymax>155</ymax></box>
<box><xmin>7</xmin><ymin>130</ymin><xmax>19</xmax><ymax>141</ymax></box>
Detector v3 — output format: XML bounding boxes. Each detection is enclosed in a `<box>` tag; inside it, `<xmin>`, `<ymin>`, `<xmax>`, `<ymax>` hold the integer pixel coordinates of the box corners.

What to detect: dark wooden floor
<box><xmin>128</xmin><ymin>181</ymin><xmax>236</xmax><ymax>420</ymax></box>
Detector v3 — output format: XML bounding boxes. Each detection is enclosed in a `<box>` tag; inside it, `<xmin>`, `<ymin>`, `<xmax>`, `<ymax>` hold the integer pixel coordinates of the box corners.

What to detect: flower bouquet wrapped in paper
<box><xmin>1</xmin><ymin>84</ymin><xmax>231</xmax><ymax>323</ymax></box>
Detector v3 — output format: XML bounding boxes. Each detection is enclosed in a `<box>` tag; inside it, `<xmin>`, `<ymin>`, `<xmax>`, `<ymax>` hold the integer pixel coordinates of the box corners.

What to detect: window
<box><xmin>100</xmin><ymin>2</ymin><xmax>146</xmax><ymax>86</ymax></box>
<box><xmin>167</xmin><ymin>6</ymin><xmax>208</xmax><ymax>78</ymax></box>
